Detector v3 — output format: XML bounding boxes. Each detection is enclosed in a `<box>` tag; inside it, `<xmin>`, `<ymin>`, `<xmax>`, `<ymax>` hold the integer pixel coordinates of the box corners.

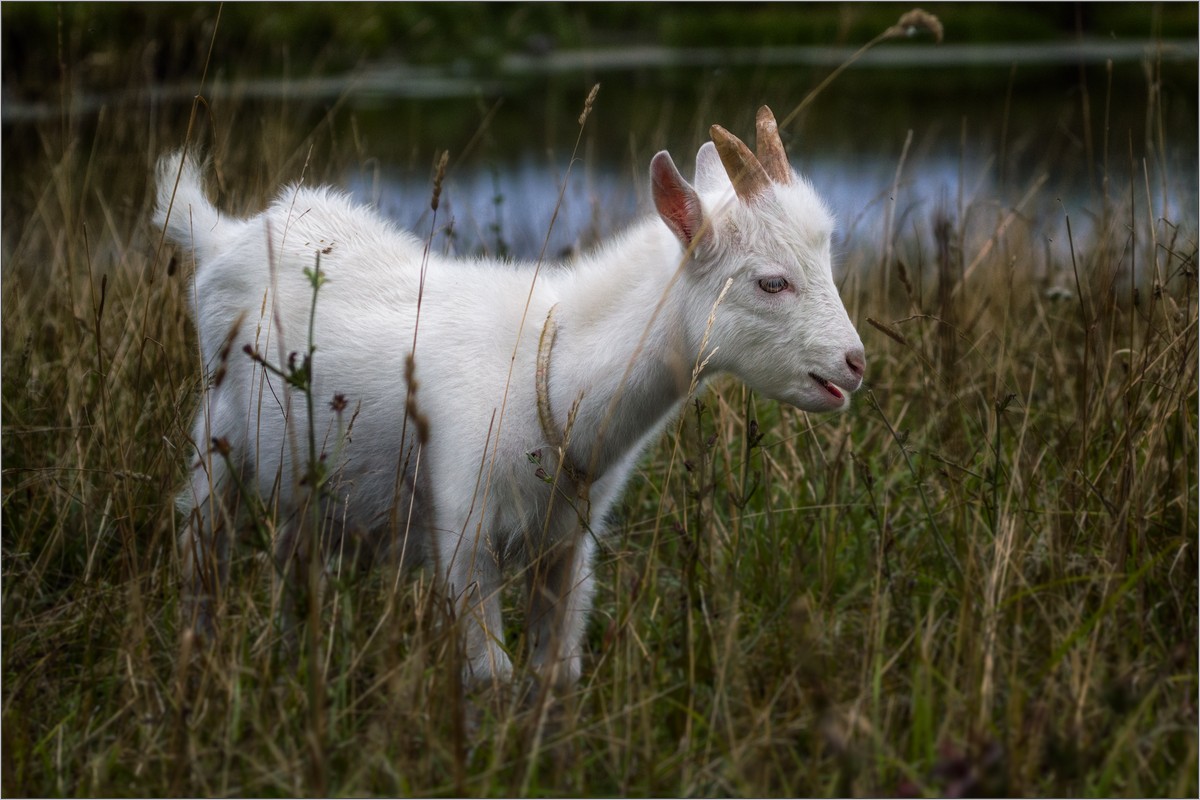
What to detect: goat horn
<box><xmin>710</xmin><ymin>124</ymin><xmax>772</xmax><ymax>202</ymax></box>
<box><xmin>755</xmin><ymin>105</ymin><xmax>791</xmax><ymax>185</ymax></box>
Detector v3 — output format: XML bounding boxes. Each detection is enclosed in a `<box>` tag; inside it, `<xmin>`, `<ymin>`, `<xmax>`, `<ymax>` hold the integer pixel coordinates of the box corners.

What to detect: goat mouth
<box><xmin>809</xmin><ymin>372</ymin><xmax>845</xmax><ymax>401</ymax></box>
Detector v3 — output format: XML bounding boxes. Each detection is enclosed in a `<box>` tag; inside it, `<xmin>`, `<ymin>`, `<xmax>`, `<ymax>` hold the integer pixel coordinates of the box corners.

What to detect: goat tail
<box><xmin>154</xmin><ymin>151</ymin><xmax>224</xmax><ymax>259</ymax></box>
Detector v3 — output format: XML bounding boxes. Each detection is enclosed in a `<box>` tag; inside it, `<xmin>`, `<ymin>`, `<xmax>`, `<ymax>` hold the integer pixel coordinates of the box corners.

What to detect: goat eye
<box><xmin>758</xmin><ymin>276</ymin><xmax>789</xmax><ymax>294</ymax></box>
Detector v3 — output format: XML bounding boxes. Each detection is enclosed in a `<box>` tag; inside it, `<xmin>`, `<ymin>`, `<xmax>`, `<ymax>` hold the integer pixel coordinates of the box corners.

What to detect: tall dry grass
<box><xmin>3</xmin><ymin>16</ymin><xmax>1197</xmax><ymax>799</ymax></box>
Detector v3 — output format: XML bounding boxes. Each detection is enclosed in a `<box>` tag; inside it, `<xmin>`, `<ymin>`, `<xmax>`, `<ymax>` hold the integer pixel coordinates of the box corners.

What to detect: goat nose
<box><xmin>846</xmin><ymin>348</ymin><xmax>866</xmax><ymax>380</ymax></box>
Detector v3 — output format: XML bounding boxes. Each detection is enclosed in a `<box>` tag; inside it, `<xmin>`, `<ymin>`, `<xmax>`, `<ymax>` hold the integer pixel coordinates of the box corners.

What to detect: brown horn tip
<box><xmin>711</xmin><ymin>123</ymin><xmax>771</xmax><ymax>202</ymax></box>
<box><xmin>755</xmin><ymin>106</ymin><xmax>792</xmax><ymax>185</ymax></box>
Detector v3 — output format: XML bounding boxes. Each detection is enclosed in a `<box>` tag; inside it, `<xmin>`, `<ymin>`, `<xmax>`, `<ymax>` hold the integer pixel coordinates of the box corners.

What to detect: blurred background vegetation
<box><xmin>3</xmin><ymin>1</ymin><xmax>1196</xmax><ymax>97</ymax></box>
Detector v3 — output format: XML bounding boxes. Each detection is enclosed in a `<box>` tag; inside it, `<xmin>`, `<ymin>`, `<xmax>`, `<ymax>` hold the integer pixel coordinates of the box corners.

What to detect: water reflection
<box><xmin>354</xmin><ymin>157</ymin><xmax>640</xmax><ymax>262</ymax></box>
<box><xmin>350</xmin><ymin>145</ymin><xmax>1195</xmax><ymax>281</ymax></box>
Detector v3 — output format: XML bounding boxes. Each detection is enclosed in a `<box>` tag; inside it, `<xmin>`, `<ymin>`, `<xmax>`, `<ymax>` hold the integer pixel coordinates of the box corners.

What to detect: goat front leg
<box><xmin>439</xmin><ymin>531</ymin><xmax>512</xmax><ymax>686</ymax></box>
<box><xmin>526</xmin><ymin>534</ymin><xmax>596</xmax><ymax>687</ymax></box>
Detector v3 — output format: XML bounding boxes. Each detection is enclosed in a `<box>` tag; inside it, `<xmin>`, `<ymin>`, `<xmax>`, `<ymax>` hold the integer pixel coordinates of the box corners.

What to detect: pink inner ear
<box><xmin>651</xmin><ymin>153</ymin><xmax>704</xmax><ymax>247</ymax></box>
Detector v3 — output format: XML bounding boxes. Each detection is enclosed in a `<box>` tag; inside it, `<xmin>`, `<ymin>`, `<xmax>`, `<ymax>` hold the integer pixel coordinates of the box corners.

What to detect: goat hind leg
<box><xmin>178</xmin><ymin>459</ymin><xmax>234</xmax><ymax>639</ymax></box>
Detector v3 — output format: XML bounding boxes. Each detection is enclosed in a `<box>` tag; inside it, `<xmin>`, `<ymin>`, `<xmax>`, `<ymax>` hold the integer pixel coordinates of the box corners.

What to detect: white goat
<box><xmin>157</xmin><ymin>106</ymin><xmax>865</xmax><ymax>686</ymax></box>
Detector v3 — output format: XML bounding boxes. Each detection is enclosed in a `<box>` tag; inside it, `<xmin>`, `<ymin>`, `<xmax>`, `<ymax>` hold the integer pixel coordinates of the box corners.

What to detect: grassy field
<box><xmin>3</xmin><ymin>8</ymin><xmax>1197</xmax><ymax>798</ymax></box>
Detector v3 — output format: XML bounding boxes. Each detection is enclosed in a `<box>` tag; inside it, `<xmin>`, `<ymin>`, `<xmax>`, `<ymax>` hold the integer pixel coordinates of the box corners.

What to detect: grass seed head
<box><xmin>579</xmin><ymin>83</ymin><xmax>600</xmax><ymax>126</ymax></box>
<box><xmin>431</xmin><ymin>150</ymin><xmax>449</xmax><ymax>212</ymax></box>
<box><xmin>885</xmin><ymin>8</ymin><xmax>944</xmax><ymax>43</ymax></box>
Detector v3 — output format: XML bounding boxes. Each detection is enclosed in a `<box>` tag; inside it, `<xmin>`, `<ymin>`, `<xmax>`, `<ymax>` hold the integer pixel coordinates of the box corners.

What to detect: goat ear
<box><xmin>651</xmin><ymin>151</ymin><xmax>707</xmax><ymax>249</ymax></box>
<box><xmin>693</xmin><ymin>142</ymin><xmax>728</xmax><ymax>194</ymax></box>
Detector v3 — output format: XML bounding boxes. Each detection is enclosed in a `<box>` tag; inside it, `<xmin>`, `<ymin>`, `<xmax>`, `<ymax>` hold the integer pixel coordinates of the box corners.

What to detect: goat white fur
<box><xmin>157</xmin><ymin>106</ymin><xmax>865</xmax><ymax>686</ymax></box>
